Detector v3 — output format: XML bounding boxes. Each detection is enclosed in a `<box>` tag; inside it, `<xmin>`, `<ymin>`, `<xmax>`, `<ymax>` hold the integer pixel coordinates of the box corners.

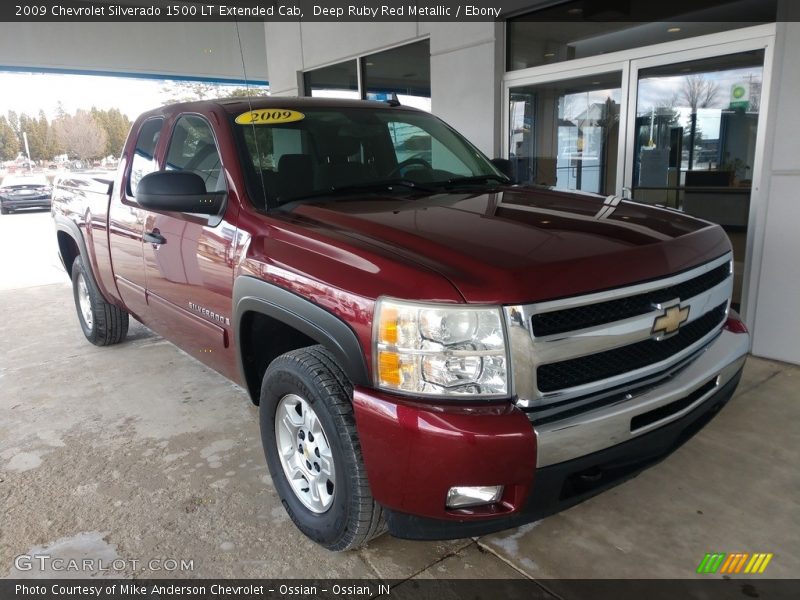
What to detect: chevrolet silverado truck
<box><xmin>52</xmin><ymin>98</ymin><xmax>750</xmax><ymax>550</ymax></box>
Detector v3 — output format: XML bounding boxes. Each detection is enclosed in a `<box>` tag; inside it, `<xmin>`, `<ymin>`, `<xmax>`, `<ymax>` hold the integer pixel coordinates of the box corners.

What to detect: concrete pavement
<box><xmin>1</xmin><ymin>210</ymin><xmax>798</xmax><ymax>582</ymax></box>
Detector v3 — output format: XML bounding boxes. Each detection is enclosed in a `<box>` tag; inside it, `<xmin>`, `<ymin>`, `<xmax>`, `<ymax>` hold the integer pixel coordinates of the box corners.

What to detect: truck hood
<box><xmin>287</xmin><ymin>187</ymin><xmax>731</xmax><ymax>304</ymax></box>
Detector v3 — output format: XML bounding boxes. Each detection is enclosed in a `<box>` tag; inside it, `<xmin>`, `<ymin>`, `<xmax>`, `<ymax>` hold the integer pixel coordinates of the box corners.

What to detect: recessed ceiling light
<box><xmin>667</xmin><ymin>27</ymin><xmax>681</xmax><ymax>33</ymax></box>
<box><xmin>544</xmin><ymin>52</ymin><xmax>555</xmax><ymax>58</ymax></box>
<box><xmin>681</xmin><ymin>67</ymin><xmax>691</xmax><ymax>72</ymax></box>
<box><xmin>567</xmin><ymin>8</ymin><xmax>583</xmax><ymax>15</ymax></box>
<box><xmin>365</xmin><ymin>62</ymin><xmax>374</xmax><ymax>66</ymax></box>
<box><xmin>592</xmin><ymin>81</ymin><xmax>600</xmax><ymax>85</ymax></box>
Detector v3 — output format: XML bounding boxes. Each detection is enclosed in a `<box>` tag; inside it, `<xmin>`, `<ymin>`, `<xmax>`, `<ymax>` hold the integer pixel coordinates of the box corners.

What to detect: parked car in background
<box><xmin>0</xmin><ymin>174</ymin><xmax>52</xmax><ymax>214</ymax></box>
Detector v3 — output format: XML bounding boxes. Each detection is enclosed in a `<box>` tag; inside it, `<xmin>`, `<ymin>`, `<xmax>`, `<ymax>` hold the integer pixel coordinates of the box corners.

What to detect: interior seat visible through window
<box><xmin>315</xmin><ymin>136</ymin><xmax>375</xmax><ymax>189</ymax></box>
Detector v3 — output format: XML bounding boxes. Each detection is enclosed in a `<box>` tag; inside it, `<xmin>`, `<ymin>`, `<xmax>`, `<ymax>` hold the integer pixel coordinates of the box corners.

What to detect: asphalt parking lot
<box><xmin>1</xmin><ymin>210</ymin><xmax>798</xmax><ymax>583</ymax></box>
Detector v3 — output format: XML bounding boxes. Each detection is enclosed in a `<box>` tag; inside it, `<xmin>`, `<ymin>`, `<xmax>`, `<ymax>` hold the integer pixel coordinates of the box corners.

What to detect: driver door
<box><xmin>141</xmin><ymin>113</ymin><xmax>238</xmax><ymax>379</ymax></box>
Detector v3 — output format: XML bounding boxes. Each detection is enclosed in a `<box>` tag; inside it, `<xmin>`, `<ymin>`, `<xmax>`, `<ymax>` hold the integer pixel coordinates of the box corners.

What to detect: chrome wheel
<box><xmin>274</xmin><ymin>393</ymin><xmax>336</xmax><ymax>513</ymax></box>
<box><xmin>77</xmin><ymin>273</ymin><xmax>93</xmax><ymax>329</ymax></box>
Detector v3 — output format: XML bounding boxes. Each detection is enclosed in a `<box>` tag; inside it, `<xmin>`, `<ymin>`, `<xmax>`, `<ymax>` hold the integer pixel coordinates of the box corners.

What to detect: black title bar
<box><xmin>0</xmin><ymin>0</ymin><xmax>791</xmax><ymax>22</ymax></box>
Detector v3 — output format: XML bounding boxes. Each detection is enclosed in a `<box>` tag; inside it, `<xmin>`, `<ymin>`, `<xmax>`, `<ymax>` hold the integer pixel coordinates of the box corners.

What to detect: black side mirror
<box><xmin>136</xmin><ymin>171</ymin><xmax>225</xmax><ymax>215</ymax></box>
<box><xmin>491</xmin><ymin>158</ymin><xmax>515</xmax><ymax>183</ymax></box>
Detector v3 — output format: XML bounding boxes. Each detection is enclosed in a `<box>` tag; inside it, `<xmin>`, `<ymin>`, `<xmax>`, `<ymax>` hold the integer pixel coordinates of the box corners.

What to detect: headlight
<box><xmin>373</xmin><ymin>298</ymin><xmax>509</xmax><ymax>398</ymax></box>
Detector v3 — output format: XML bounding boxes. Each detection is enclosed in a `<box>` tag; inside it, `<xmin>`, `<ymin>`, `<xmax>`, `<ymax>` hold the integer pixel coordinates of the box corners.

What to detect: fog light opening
<box><xmin>446</xmin><ymin>485</ymin><xmax>504</xmax><ymax>509</ymax></box>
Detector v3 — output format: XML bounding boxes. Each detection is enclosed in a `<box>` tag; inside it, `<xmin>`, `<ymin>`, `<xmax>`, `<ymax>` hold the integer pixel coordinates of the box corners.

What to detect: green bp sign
<box><xmin>730</xmin><ymin>82</ymin><xmax>750</xmax><ymax>110</ymax></box>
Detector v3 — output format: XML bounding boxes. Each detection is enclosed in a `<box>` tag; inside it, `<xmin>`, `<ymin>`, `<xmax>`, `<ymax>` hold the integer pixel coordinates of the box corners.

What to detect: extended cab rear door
<box><xmin>141</xmin><ymin>112</ymin><xmax>239</xmax><ymax>380</ymax></box>
<box><xmin>108</xmin><ymin>117</ymin><xmax>163</xmax><ymax>320</ymax></box>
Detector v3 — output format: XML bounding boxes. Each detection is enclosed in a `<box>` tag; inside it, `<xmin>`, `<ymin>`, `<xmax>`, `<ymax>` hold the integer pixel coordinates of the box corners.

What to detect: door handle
<box><xmin>143</xmin><ymin>230</ymin><xmax>167</xmax><ymax>245</ymax></box>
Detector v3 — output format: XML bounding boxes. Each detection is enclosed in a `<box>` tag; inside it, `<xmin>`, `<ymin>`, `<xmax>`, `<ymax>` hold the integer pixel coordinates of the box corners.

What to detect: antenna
<box><xmin>235</xmin><ymin>18</ymin><xmax>269</xmax><ymax>211</ymax></box>
<box><xmin>386</xmin><ymin>93</ymin><xmax>401</xmax><ymax>107</ymax></box>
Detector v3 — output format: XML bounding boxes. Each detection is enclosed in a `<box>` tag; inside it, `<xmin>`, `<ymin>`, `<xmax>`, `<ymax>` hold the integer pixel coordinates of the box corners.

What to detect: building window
<box><xmin>363</xmin><ymin>40</ymin><xmax>431</xmax><ymax>111</ymax></box>
<box><xmin>304</xmin><ymin>61</ymin><xmax>359</xmax><ymax>99</ymax></box>
<box><xmin>303</xmin><ymin>40</ymin><xmax>431</xmax><ymax>111</ymax></box>
<box><xmin>506</xmin><ymin>1</ymin><xmax>776</xmax><ymax>72</ymax></box>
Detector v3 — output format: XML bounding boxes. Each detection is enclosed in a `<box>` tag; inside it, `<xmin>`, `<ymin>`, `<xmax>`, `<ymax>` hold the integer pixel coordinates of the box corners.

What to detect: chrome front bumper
<box><xmin>533</xmin><ymin>328</ymin><xmax>750</xmax><ymax>467</ymax></box>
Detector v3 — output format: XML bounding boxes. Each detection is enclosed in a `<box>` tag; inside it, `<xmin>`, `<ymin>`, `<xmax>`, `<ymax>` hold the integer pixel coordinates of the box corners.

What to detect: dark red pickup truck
<box><xmin>52</xmin><ymin>98</ymin><xmax>750</xmax><ymax>550</ymax></box>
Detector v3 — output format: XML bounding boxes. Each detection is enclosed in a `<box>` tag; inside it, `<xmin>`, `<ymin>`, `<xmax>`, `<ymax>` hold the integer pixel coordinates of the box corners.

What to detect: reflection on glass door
<box><xmin>632</xmin><ymin>50</ymin><xmax>765</xmax><ymax>308</ymax></box>
<box><xmin>509</xmin><ymin>72</ymin><xmax>621</xmax><ymax>195</ymax></box>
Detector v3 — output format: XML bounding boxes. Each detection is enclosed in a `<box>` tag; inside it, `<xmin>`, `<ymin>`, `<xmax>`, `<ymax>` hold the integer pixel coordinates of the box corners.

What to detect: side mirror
<box><xmin>136</xmin><ymin>171</ymin><xmax>225</xmax><ymax>215</ymax></box>
<box><xmin>490</xmin><ymin>158</ymin><xmax>515</xmax><ymax>183</ymax></box>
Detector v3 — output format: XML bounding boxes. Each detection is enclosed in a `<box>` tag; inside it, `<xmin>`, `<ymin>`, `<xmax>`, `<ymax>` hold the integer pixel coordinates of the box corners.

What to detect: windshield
<box><xmin>232</xmin><ymin>106</ymin><xmax>506</xmax><ymax>209</ymax></box>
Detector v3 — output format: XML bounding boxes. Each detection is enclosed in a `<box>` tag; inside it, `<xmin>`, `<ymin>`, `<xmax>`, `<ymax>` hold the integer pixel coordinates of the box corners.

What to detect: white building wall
<box><xmin>0</xmin><ymin>21</ymin><xmax>268</xmax><ymax>82</ymax></box>
<box><xmin>264</xmin><ymin>21</ymin><xmax>503</xmax><ymax>156</ymax></box>
<box><xmin>749</xmin><ymin>19</ymin><xmax>800</xmax><ymax>364</ymax></box>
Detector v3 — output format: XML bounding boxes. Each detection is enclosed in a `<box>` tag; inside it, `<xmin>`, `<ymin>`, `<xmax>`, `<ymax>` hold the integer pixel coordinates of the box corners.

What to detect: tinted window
<box><xmin>363</xmin><ymin>41</ymin><xmax>431</xmax><ymax>111</ymax></box>
<box><xmin>128</xmin><ymin>118</ymin><xmax>163</xmax><ymax>196</ymax></box>
<box><xmin>304</xmin><ymin>61</ymin><xmax>359</xmax><ymax>99</ymax></box>
<box><xmin>386</xmin><ymin>120</ymin><xmax>470</xmax><ymax>176</ymax></box>
<box><xmin>506</xmin><ymin>1</ymin><xmax>776</xmax><ymax>72</ymax></box>
<box><xmin>234</xmin><ymin>107</ymin><xmax>501</xmax><ymax>208</ymax></box>
<box><xmin>165</xmin><ymin>115</ymin><xmax>226</xmax><ymax>192</ymax></box>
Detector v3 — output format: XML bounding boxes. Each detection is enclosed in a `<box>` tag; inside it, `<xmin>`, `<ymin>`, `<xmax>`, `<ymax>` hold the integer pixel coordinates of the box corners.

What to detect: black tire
<box><xmin>260</xmin><ymin>345</ymin><xmax>385</xmax><ymax>551</ymax></box>
<box><xmin>1</xmin><ymin>206</ymin><xmax>10</xmax><ymax>215</ymax></box>
<box><xmin>71</xmin><ymin>255</ymin><xmax>129</xmax><ymax>346</ymax></box>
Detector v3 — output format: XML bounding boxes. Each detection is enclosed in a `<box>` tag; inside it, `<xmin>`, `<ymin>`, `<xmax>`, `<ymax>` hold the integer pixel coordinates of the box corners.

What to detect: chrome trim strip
<box><xmin>531</xmin><ymin>279</ymin><xmax>731</xmax><ymax>363</ymax></box>
<box><xmin>530</xmin><ymin>253</ymin><xmax>731</xmax><ymax>314</ymax></box>
<box><xmin>533</xmin><ymin>328</ymin><xmax>749</xmax><ymax>467</ymax></box>
<box><xmin>505</xmin><ymin>253</ymin><xmax>733</xmax><ymax>406</ymax></box>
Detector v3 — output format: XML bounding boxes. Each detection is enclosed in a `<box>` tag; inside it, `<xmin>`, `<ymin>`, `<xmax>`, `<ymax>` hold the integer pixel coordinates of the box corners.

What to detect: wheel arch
<box><xmin>56</xmin><ymin>230</ymin><xmax>81</xmax><ymax>278</ymax></box>
<box><xmin>234</xmin><ymin>276</ymin><xmax>371</xmax><ymax>405</ymax></box>
<box><xmin>54</xmin><ymin>216</ymin><xmax>92</xmax><ymax>281</ymax></box>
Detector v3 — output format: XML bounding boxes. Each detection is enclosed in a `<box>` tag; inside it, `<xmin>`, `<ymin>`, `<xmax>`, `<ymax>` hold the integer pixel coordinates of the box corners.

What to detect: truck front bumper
<box><xmin>352</xmin><ymin>326</ymin><xmax>749</xmax><ymax>540</ymax></box>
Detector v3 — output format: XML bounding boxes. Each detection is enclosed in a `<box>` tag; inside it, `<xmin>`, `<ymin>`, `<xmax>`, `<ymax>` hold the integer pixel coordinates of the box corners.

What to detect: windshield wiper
<box><xmin>439</xmin><ymin>175</ymin><xmax>510</xmax><ymax>189</ymax></box>
<box><xmin>290</xmin><ymin>179</ymin><xmax>439</xmax><ymax>202</ymax></box>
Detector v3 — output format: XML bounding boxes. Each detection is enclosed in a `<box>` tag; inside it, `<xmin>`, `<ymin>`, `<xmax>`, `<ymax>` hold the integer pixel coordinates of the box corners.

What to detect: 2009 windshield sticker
<box><xmin>235</xmin><ymin>109</ymin><xmax>305</xmax><ymax>125</ymax></box>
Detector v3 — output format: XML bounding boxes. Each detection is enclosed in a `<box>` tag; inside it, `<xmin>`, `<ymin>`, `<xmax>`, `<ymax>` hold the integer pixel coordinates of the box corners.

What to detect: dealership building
<box><xmin>1</xmin><ymin>0</ymin><xmax>798</xmax><ymax>366</ymax></box>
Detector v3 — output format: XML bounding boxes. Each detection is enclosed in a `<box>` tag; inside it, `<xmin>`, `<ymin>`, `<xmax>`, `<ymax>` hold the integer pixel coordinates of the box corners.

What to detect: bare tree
<box><xmin>680</xmin><ymin>75</ymin><xmax>719</xmax><ymax>170</ymax></box>
<box><xmin>682</xmin><ymin>75</ymin><xmax>720</xmax><ymax>110</ymax></box>
<box><xmin>54</xmin><ymin>110</ymin><xmax>107</xmax><ymax>161</ymax></box>
<box><xmin>160</xmin><ymin>81</ymin><xmax>269</xmax><ymax>105</ymax></box>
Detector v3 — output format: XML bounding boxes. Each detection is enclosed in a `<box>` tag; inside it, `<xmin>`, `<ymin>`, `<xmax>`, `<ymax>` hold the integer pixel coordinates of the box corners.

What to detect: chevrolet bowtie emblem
<box><xmin>652</xmin><ymin>302</ymin><xmax>690</xmax><ymax>339</ymax></box>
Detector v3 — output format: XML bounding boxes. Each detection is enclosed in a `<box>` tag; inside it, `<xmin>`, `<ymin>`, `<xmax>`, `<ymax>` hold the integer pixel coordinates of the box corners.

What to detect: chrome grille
<box><xmin>530</xmin><ymin>263</ymin><xmax>730</xmax><ymax>337</ymax></box>
<box><xmin>504</xmin><ymin>253</ymin><xmax>733</xmax><ymax>410</ymax></box>
<box><xmin>537</xmin><ymin>303</ymin><xmax>727</xmax><ymax>392</ymax></box>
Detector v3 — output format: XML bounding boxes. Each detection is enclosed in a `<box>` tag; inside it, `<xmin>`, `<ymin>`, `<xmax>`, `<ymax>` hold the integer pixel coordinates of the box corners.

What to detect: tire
<box><xmin>260</xmin><ymin>345</ymin><xmax>385</xmax><ymax>551</ymax></box>
<box><xmin>71</xmin><ymin>255</ymin><xmax>129</xmax><ymax>346</ymax></box>
<box><xmin>1</xmin><ymin>206</ymin><xmax>10</xmax><ymax>215</ymax></box>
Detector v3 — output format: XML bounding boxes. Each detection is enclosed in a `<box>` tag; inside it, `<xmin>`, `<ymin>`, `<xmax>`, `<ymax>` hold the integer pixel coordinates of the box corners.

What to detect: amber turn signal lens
<box><xmin>378</xmin><ymin>350</ymin><xmax>402</xmax><ymax>387</ymax></box>
<box><xmin>378</xmin><ymin>306</ymin><xmax>399</xmax><ymax>344</ymax></box>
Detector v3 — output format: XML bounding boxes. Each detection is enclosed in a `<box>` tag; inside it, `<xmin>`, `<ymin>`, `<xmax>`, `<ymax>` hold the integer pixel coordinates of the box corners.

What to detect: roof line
<box><xmin>0</xmin><ymin>65</ymin><xmax>268</xmax><ymax>86</ymax></box>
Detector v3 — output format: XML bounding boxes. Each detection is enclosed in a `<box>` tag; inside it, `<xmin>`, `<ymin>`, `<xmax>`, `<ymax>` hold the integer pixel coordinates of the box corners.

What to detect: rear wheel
<box><xmin>1</xmin><ymin>206</ymin><xmax>10</xmax><ymax>215</ymax></box>
<box><xmin>259</xmin><ymin>345</ymin><xmax>385</xmax><ymax>550</ymax></box>
<box><xmin>71</xmin><ymin>255</ymin><xmax>129</xmax><ymax>346</ymax></box>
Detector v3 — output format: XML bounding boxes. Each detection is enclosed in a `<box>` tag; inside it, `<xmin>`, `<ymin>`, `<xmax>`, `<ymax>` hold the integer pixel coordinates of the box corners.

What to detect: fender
<box><xmin>233</xmin><ymin>276</ymin><xmax>371</xmax><ymax>388</ymax></box>
<box><xmin>53</xmin><ymin>214</ymin><xmax>107</xmax><ymax>300</ymax></box>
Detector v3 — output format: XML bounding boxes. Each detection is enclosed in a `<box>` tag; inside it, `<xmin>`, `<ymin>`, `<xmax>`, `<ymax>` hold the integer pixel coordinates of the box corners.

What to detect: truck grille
<box><xmin>531</xmin><ymin>263</ymin><xmax>730</xmax><ymax>337</ymax></box>
<box><xmin>506</xmin><ymin>253</ymin><xmax>734</xmax><ymax>410</ymax></box>
<box><xmin>537</xmin><ymin>303</ymin><xmax>727</xmax><ymax>393</ymax></box>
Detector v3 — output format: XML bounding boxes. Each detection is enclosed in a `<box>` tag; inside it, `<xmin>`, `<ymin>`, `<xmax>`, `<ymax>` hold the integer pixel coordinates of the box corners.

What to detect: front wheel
<box><xmin>260</xmin><ymin>345</ymin><xmax>384</xmax><ymax>550</ymax></box>
<box><xmin>71</xmin><ymin>255</ymin><xmax>129</xmax><ymax>346</ymax></box>
<box><xmin>1</xmin><ymin>206</ymin><xmax>10</xmax><ymax>215</ymax></box>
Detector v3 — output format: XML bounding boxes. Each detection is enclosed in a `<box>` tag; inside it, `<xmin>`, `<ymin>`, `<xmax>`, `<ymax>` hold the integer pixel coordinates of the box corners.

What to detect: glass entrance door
<box><xmin>508</xmin><ymin>70</ymin><xmax>623</xmax><ymax>196</ymax></box>
<box><xmin>505</xmin><ymin>33</ymin><xmax>772</xmax><ymax>315</ymax></box>
<box><xmin>629</xmin><ymin>50</ymin><xmax>766</xmax><ymax>309</ymax></box>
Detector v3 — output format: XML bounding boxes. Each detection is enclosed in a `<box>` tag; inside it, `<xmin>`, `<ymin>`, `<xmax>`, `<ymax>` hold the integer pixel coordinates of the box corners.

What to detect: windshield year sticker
<box><xmin>235</xmin><ymin>109</ymin><xmax>305</xmax><ymax>125</ymax></box>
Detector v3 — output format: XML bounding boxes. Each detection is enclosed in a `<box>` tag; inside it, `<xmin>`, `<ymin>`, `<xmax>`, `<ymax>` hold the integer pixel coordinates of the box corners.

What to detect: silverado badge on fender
<box><xmin>652</xmin><ymin>302</ymin><xmax>690</xmax><ymax>339</ymax></box>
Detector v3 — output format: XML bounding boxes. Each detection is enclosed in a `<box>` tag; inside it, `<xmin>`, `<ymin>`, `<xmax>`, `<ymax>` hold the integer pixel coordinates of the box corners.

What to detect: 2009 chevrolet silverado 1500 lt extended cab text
<box><xmin>52</xmin><ymin>98</ymin><xmax>750</xmax><ymax>550</ymax></box>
